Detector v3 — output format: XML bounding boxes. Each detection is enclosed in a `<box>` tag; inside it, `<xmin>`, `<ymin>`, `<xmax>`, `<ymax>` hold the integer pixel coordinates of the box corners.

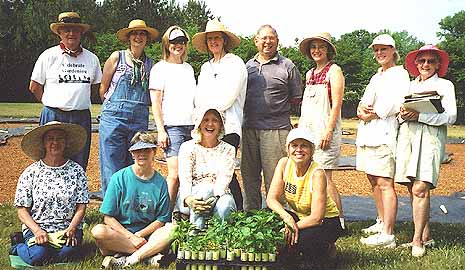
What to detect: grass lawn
<box><xmin>1</xmin><ymin>204</ymin><xmax>464</xmax><ymax>269</ymax></box>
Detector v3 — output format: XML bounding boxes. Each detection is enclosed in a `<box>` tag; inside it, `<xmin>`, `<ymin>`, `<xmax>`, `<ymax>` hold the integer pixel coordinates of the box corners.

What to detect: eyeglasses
<box><xmin>415</xmin><ymin>58</ymin><xmax>438</xmax><ymax>65</ymax></box>
<box><xmin>310</xmin><ymin>45</ymin><xmax>327</xmax><ymax>50</ymax></box>
<box><xmin>130</xmin><ymin>30</ymin><xmax>148</xmax><ymax>36</ymax></box>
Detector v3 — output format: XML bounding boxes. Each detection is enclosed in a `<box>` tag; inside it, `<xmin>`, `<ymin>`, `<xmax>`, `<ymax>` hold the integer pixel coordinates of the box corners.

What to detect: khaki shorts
<box><xmin>356</xmin><ymin>145</ymin><xmax>395</xmax><ymax>178</ymax></box>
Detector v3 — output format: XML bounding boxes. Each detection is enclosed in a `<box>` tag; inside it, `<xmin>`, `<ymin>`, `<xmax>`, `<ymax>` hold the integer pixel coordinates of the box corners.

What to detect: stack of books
<box><xmin>403</xmin><ymin>91</ymin><xmax>444</xmax><ymax>113</ymax></box>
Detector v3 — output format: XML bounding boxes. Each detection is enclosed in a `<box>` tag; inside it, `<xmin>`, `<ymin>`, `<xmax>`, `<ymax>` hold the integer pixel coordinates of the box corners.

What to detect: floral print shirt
<box><xmin>14</xmin><ymin>160</ymin><xmax>89</xmax><ymax>233</ymax></box>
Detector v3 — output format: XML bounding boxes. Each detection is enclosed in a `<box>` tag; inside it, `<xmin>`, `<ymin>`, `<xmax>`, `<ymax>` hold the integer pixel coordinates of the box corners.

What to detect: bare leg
<box><xmin>166</xmin><ymin>157</ymin><xmax>179</xmax><ymax>209</ymax></box>
<box><xmin>129</xmin><ymin>223</ymin><xmax>176</xmax><ymax>262</ymax></box>
<box><xmin>375</xmin><ymin>176</ymin><xmax>397</xmax><ymax>235</ymax></box>
<box><xmin>91</xmin><ymin>224</ymin><xmax>137</xmax><ymax>256</ymax></box>
<box><xmin>367</xmin><ymin>174</ymin><xmax>383</xmax><ymax>222</ymax></box>
<box><xmin>326</xmin><ymin>170</ymin><xmax>343</xmax><ymax>217</ymax></box>
<box><xmin>411</xmin><ymin>181</ymin><xmax>431</xmax><ymax>247</ymax></box>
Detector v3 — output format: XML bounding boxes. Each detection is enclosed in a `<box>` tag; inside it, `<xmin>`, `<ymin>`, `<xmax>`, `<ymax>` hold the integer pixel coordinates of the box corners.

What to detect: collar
<box><xmin>59</xmin><ymin>42</ymin><xmax>83</xmax><ymax>57</ymax></box>
<box><xmin>253</xmin><ymin>52</ymin><xmax>279</xmax><ymax>64</ymax></box>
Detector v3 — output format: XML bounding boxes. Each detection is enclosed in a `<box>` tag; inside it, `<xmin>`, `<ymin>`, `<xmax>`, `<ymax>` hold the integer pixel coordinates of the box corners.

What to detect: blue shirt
<box><xmin>100</xmin><ymin>166</ymin><xmax>171</xmax><ymax>233</ymax></box>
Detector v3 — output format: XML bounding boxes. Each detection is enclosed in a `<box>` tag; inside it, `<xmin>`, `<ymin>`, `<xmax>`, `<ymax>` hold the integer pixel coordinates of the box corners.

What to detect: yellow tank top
<box><xmin>283</xmin><ymin>158</ymin><xmax>339</xmax><ymax>219</ymax></box>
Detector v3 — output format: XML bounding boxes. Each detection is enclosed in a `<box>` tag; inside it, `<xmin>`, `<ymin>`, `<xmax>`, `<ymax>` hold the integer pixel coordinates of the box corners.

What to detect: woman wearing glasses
<box><xmin>395</xmin><ymin>45</ymin><xmax>456</xmax><ymax>257</ymax></box>
<box><xmin>98</xmin><ymin>19</ymin><xmax>158</xmax><ymax>199</ymax></box>
<box><xmin>149</xmin><ymin>26</ymin><xmax>196</xmax><ymax>208</ymax></box>
<box><xmin>356</xmin><ymin>34</ymin><xmax>410</xmax><ymax>248</ymax></box>
<box><xmin>192</xmin><ymin>19</ymin><xmax>247</xmax><ymax>210</ymax></box>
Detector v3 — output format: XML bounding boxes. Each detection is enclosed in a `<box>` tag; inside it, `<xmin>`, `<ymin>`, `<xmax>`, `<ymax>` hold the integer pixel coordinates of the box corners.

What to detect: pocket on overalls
<box><xmin>101</xmin><ymin>100</ymin><xmax>119</xmax><ymax>116</ymax></box>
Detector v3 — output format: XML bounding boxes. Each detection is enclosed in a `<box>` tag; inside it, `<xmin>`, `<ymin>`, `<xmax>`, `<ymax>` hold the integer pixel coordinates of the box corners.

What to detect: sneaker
<box><xmin>412</xmin><ymin>245</ymin><xmax>426</xmax><ymax>257</ymax></box>
<box><xmin>400</xmin><ymin>239</ymin><xmax>435</xmax><ymax>248</ymax></box>
<box><xmin>361</xmin><ymin>219</ymin><xmax>384</xmax><ymax>234</ymax></box>
<box><xmin>101</xmin><ymin>256</ymin><xmax>127</xmax><ymax>269</ymax></box>
<box><xmin>360</xmin><ymin>233</ymin><xmax>396</xmax><ymax>248</ymax></box>
<box><xmin>147</xmin><ymin>254</ymin><xmax>164</xmax><ymax>267</ymax></box>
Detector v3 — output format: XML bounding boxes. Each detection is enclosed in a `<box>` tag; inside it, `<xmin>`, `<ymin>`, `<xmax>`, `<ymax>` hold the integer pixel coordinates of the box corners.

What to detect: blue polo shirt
<box><xmin>244</xmin><ymin>53</ymin><xmax>302</xmax><ymax>129</ymax></box>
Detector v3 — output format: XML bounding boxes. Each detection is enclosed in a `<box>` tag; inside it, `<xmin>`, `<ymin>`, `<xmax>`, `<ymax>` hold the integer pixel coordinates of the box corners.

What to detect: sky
<box><xmin>176</xmin><ymin>0</ymin><xmax>465</xmax><ymax>46</ymax></box>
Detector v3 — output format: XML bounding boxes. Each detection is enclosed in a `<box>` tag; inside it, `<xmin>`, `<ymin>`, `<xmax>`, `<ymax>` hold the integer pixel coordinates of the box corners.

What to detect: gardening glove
<box><xmin>204</xmin><ymin>195</ymin><xmax>219</xmax><ymax>209</ymax></box>
<box><xmin>185</xmin><ymin>196</ymin><xmax>211</xmax><ymax>214</ymax></box>
<box><xmin>27</xmin><ymin>230</ymin><xmax>67</xmax><ymax>249</ymax></box>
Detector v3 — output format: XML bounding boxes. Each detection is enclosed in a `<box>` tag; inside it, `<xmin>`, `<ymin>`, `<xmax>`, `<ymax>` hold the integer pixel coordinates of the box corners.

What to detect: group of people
<box><xmin>10</xmin><ymin>10</ymin><xmax>456</xmax><ymax>268</ymax></box>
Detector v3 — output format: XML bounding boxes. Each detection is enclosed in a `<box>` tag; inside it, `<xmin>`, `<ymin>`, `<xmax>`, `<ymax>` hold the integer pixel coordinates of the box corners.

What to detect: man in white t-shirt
<box><xmin>29</xmin><ymin>11</ymin><xmax>102</xmax><ymax>170</ymax></box>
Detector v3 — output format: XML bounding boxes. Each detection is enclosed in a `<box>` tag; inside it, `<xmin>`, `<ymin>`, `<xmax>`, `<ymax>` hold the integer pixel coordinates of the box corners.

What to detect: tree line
<box><xmin>1</xmin><ymin>1</ymin><xmax>463</xmax><ymax>122</ymax></box>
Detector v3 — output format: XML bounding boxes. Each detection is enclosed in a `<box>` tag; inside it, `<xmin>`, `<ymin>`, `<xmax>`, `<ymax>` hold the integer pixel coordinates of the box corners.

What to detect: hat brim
<box><xmin>192</xmin><ymin>31</ymin><xmax>241</xmax><ymax>53</ymax></box>
<box><xmin>21</xmin><ymin>123</ymin><xmax>87</xmax><ymax>161</ymax></box>
<box><xmin>191</xmin><ymin>107</ymin><xmax>225</xmax><ymax>142</ymax></box>
<box><xmin>116</xmin><ymin>27</ymin><xmax>159</xmax><ymax>42</ymax></box>
<box><xmin>50</xmin><ymin>23</ymin><xmax>91</xmax><ymax>35</ymax></box>
<box><xmin>299</xmin><ymin>37</ymin><xmax>337</xmax><ymax>58</ymax></box>
<box><xmin>128</xmin><ymin>141</ymin><xmax>157</xmax><ymax>152</ymax></box>
<box><xmin>405</xmin><ymin>48</ymin><xmax>450</xmax><ymax>77</ymax></box>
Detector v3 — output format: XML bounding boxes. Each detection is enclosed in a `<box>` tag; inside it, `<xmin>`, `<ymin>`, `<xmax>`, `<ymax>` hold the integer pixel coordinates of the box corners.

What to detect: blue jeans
<box><xmin>15</xmin><ymin>230</ymin><xmax>83</xmax><ymax>266</ymax></box>
<box><xmin>40</xmin><ymin>106</ymin><xmax>91</xmax><ymax>170</ymax></box>
<box><xmin>188</xmin><ymin>184</ymin><xmax>237</xmax><ymax>229</ymax></box>
<box><xmin>164</xmin><ymin>125</ymin><xmax>194</xmax><ymax>158</ymax></box>
<box><xmin>99</xmin><ymin>51</ymin><xmax>151</xmax><ymax>197</ymax></box>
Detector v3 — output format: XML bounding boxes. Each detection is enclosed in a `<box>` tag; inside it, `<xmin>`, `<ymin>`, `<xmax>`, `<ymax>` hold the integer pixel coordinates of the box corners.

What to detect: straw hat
<box><xmin>405</xmin><ymin>44</ymin><xmax>450</xmax><ymax>77</ymax></box>
<box><xmin>50</xmin><ymin>12</ymin><xmax>91</xmax><ymax>35</ymax></box>
<box><xmin>192</xmin><ymin>18</ymin><xmax>240</xmax><ymax>53</ymax></box>
<box><xmin>116</xmin><ymin>19</ymin><xmax>159</xmax><ymax>42</ymax></box>
<box><xmin>191</xmin><ymin>107</ymin><xmax>225</xmax><ymax>142</ymax></box>
<box><xmin>21</xmin><ymin>121</ymin><xmax>87</xmax><ymax>160</ymax></box>
<box><xmin>299</xmin><ymin>32</ymin><xmax>337</xmax><ymax>58</ymax></box>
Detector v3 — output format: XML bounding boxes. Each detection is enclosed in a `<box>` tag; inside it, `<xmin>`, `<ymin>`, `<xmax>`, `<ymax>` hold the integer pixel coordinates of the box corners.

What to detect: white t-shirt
<box><xmin>356</xmin><ymin>65</ymin><xmax>410</xmax><ymax>150</ymax></box>
<box><xmin>31</xmin><ymin>45</ymin><xmax>102</xmax><ymax>111</ymax></box>
<box><xmin>195</xmin><ymin>53</ymin><xmax>247</xmax><ymax>137</ymax></box>
<box><xmin>149</xmin><ymin>60</ymin><xmax>196</xmax><ymax>126</ymax></box>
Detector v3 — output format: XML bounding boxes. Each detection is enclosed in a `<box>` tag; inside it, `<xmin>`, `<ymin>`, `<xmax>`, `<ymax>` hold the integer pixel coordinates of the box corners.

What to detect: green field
<box><xmin>1</xmin><ymin>205</ymin><xmax>464</xmax><ymax>269</ymax></box>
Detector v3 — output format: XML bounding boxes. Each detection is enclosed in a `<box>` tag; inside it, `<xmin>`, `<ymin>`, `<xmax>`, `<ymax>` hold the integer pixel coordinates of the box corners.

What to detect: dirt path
<box><xmin>1</xmin><ymin>131</ymin><xmax>464</xmax><ymax>203</ymax></box>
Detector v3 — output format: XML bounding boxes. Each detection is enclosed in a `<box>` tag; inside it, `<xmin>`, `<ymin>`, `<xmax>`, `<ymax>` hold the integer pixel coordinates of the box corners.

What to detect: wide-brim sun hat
<box><xmin>21</xmin><ymin>121</ymin><xmax>87</xmax><ymax>161</ymax></box>
<box><xmin>286</xmin><ymin>127</ymin><xmax>315</xmax><ymax>147</ymax></box>
<box><xmin>405</xmin><ymin>44</ymin><xmax>450</xmax><ymax>77</ymax></box>
<box><xmin>191</xmin><ymin>107</ymin><xmax>225</xmax><ymax>142</ymax></box>
<box><xmin>50</xmin><ymin>11</ymin><xmax>91</xmax><ymax>35</ymax></box>
<box><xmin>116</xmin><ymin>19</ymin><xmax>159</xmax><ymax>42</ymax></box>
<box><xmin>299</xmin><ymin>32</ymin><xmax>337</xmax><ymax>58</ymax></box>
<box><xmin>192</xmin><ymin>18</ymin><xmax>240</xmax><ymax>53</ymax></box>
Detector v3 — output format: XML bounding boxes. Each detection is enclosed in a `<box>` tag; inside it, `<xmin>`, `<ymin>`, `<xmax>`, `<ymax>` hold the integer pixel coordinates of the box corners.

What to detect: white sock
<box><xmin>125</xmin><ymin>254</ymin><xmax>139</xmax><ymax>266</ymax></box>
<box><xmin>339</xmin><ymin>217</ymin><xmax>345</xmax><ymax>230</ymax></box>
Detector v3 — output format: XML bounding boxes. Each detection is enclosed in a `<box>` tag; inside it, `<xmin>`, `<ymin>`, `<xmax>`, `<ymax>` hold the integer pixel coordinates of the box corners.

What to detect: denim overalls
<box><xmin>99</xmin><ymin>50</ymin><xmax>153</xmax><ymax>196</ymax></box>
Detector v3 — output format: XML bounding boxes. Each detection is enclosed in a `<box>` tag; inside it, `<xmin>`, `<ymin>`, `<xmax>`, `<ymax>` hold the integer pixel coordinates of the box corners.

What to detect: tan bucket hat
<box><xmin>50</xmin><ymin>12</ymin><xmax>91</xmax><ymax>35</ymax></box>
<box><xmin>299</xmin><ymin>32</ymin><xmax>337</xmax><ymax>58</ymax></box>
<box><xmin>21</xmin><ymin>121</ymin><xmax>87</xmax><ymax>160</ymax></box>
<box><xmin>192</xmin><ymin>18</ymin><xmax>240</xmax><ymax>53</ymax></box>
<box><xmin>116</xmin><ymin>19</ymin><xmax>159</xmax><ymax>42</ymax></box>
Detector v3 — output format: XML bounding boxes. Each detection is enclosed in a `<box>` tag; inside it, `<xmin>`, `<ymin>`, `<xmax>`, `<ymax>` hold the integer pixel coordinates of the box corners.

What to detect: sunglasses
<box><xmin>415</xmin><ymin>58</ymin><xmax>438</xmax><ymax>65</ymax></box>
<box><xmin>169</xmin><ymin>38</ymin><xmax>187</xmax><ymax>45</ymax></box>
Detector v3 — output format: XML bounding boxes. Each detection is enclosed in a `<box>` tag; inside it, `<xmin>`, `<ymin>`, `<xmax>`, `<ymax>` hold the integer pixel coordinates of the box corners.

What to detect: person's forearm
<box><xmin>296</xmin><ymin>215</ymin><xmax>324</xmax><ymax>229</ymax></box>
<box><xmin>104</xmin><ymin>216</ymin><xmax>133</xmax><ymax>239</ymax></box>
<box><xmin>17</xmin><ymin>207</ymin><xmax>42</xmax><ymax>233</ymax></box>
<box><xmin>136</xmin><ymin>220</ymin><xmax>164</xmax><ymax>238</ymax></box>
<box><xmin>68</xmin><ymin>204</ymin><xmax>86</xmax><ymax>230</ymax></box>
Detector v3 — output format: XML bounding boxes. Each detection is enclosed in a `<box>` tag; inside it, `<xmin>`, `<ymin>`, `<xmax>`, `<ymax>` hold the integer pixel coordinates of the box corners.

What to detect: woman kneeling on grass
<box><xmin>11</xmin><ymin>121</ymin><xmax>89</xmax><ymax>266</ymax></box>
<box><xmin>91</xmin><ymin>132</ymin><xmax>174</xmax><ymax>269</ymax></box>
<box><xmin>266</xmin><ymin>128</ymin><xmax>342</xmax><ymax>263</ymax></box>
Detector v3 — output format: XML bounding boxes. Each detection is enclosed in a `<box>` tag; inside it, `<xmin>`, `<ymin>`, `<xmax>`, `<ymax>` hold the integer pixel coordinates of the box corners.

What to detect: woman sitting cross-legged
<box><xmin>177</xmin><ymin>107</ymin><xmax>237</xmax><ymax>229</ymax></box>
<box><xmin>91</xmin><ymin>132</ymin><xmax>174</xmax><ymax>269</ymax></box>
<box><xmin>266</xmin><ymin>128</ymin><xmax>342</xmax><ymax>262</ymax></box>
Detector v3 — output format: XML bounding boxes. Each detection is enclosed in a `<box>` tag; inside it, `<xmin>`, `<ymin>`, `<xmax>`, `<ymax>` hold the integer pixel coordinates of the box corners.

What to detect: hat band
<box><xmin>59</xmin><ymin>17</ymin><xmax>82</xmax><ymax>23</ymax></box>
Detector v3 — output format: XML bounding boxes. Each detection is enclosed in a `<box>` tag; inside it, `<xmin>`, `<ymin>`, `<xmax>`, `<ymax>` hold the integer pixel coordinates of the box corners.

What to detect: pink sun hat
<box><xmin>405</xmin><ymin>44</ymin><xmax>450</xmax><ymax>77</ymax></box>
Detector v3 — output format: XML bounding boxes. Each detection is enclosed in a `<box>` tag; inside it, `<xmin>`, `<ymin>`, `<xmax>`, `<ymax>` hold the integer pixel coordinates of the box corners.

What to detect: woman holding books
<box><xmin>395</xmin><ymin>45</ymin><xmax>456</xmax><ymax>257</ymax></box>
<box><xmin>356</xmin><ymin>34</ymin><xmax>410</xmax><ymax>248</ymax></box>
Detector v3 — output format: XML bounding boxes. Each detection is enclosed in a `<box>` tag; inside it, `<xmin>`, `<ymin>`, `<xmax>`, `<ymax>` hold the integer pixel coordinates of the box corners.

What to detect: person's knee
<box><xmin>56</xmin><ymin>245</ymin><xmax>81</xmax><ymax>262</ymax></box>
<box><xmin>215</xmin><ymin>195</ymin><xmax>236</xmax><ymax>219</ymax></box>
<box><xmin>412</xmin><ymin>182</ymin><xmax>430</xmax><ymax>199</ymax></box>
<box><xmin>26</xmin><ymin>245</ymin><xmax>50</xmax><ymax>265</ymax></box>
<box><xmin>91</xmin><ymin>224</ymin><xmax>108</xmax><ymax>240</ymax></box>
